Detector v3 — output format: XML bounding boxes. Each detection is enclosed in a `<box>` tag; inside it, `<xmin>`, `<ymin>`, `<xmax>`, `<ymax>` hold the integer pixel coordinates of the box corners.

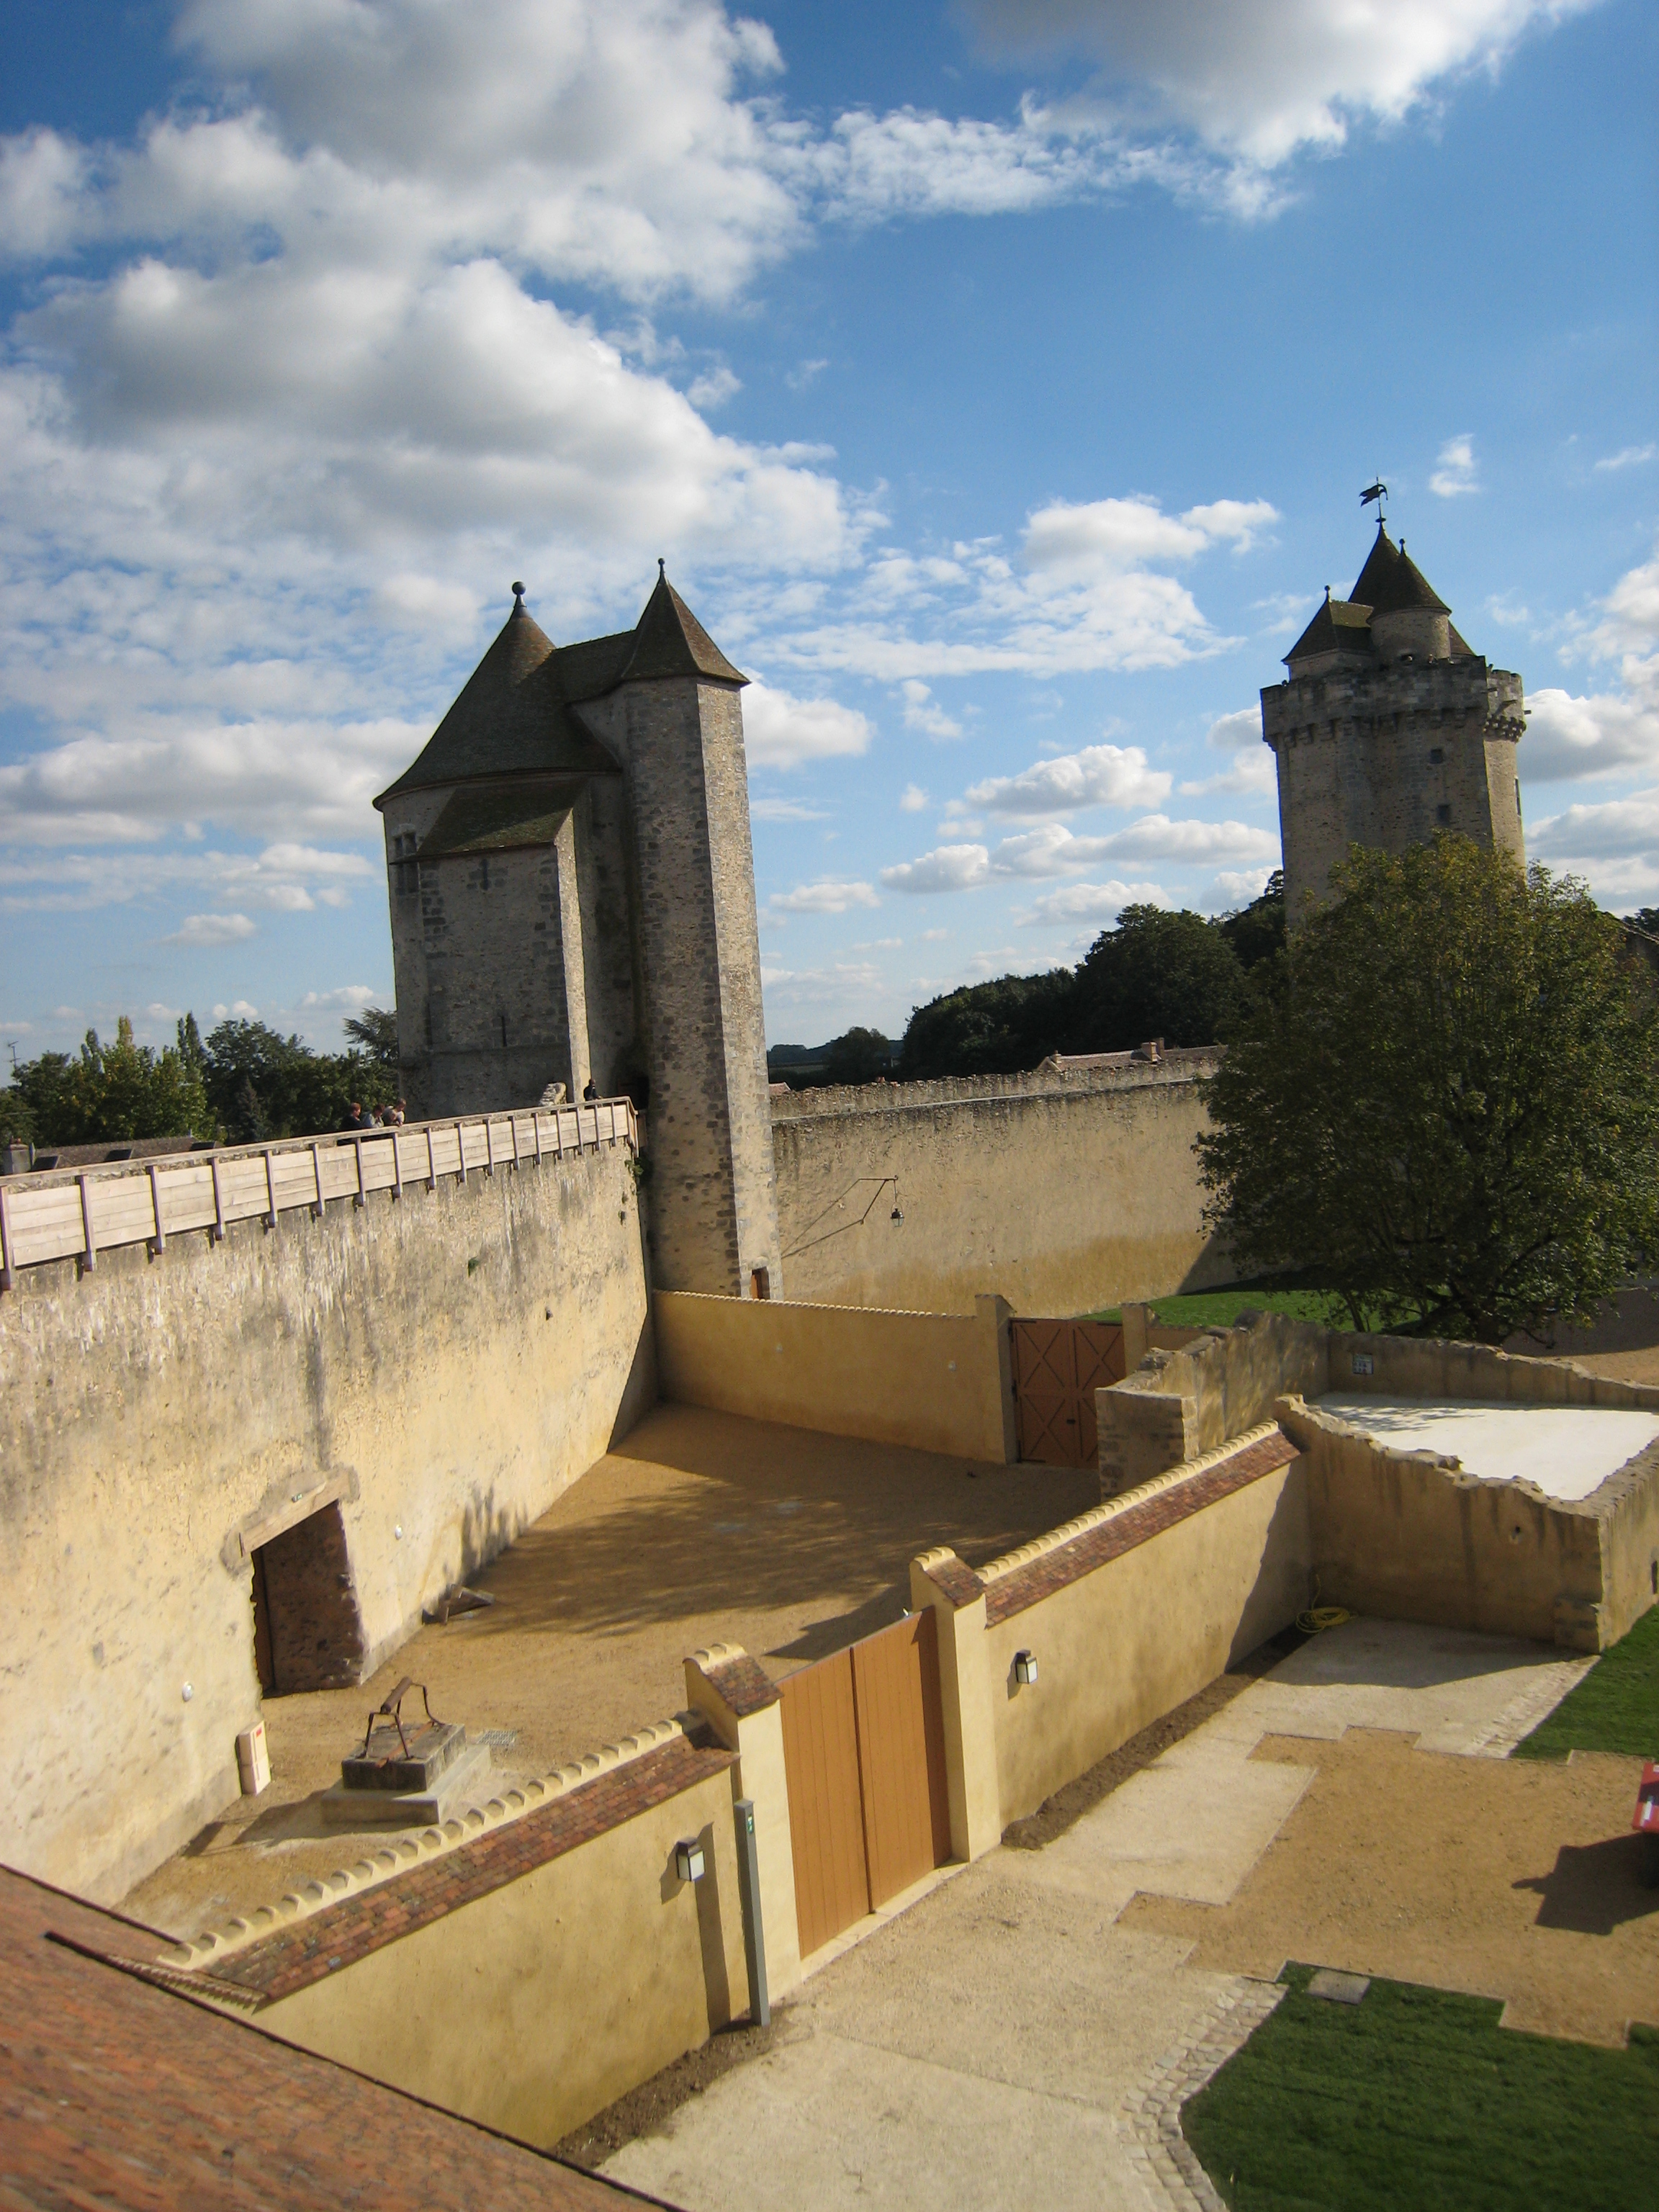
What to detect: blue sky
<box><xmin>1</xmin><ymin>0</ymin><xmax>1654</xmax><ymax>1061</ymax></box>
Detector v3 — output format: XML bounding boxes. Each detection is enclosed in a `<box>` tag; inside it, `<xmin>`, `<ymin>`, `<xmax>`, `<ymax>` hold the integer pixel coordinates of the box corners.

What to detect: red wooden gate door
<box><xmin>1010</xmin><ymin>1317</ymin><xmax>1125</xmax><ymax>1466</ymax></box>
<box><xmin>778</xmin><ymin>1609</ymin><xmax>952</xmax><ymax>1961</ymax></box>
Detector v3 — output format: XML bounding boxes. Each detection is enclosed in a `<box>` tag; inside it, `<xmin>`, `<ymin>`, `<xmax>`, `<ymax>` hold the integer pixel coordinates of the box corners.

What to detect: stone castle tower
<box><xmin>1261</xmin><ymin>523</ymin><xmax>1526</xmax><ymax>919</ymax></box>
<box><xmin>375</xmin><ymin>570</ymin><xmax>781</xmax><ymax>1298</ymax></box>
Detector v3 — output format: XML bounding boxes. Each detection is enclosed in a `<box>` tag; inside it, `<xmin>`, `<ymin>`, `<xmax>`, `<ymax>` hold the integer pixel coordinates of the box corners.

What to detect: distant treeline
<box><xmin>772</xmin><ymin>875</ymin><xmax>1286</xmax><ymax>1089</ymax></box>
<box><xmin>0</xmin><ymin>1009</ymin><xmax>400</xmax><ymax>1149</ymax></box>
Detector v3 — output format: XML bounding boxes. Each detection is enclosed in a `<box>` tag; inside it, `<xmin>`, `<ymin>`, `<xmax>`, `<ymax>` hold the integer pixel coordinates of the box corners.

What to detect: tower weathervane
<box><xmin>1359</xmin><ymin>479</ymin><xmax>1388</xmax><ymax>523</ymax></box>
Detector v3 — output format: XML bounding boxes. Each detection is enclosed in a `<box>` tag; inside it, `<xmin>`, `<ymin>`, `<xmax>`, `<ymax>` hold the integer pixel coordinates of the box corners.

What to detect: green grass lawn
<box><xmin>1514</xmin><ymin>1599</ymin><xmax>1659</xmax><ymax>1761</ymax></box>
<box><xmin>1182</xmin><ymin>1966</ymin><xmax>1659</xmax><ymax>2212</ymax></box>
<box><xmin>1087</xmin><ymin>1287</ymin><xmax>1346</xmax><ymax>1328</ymax></box>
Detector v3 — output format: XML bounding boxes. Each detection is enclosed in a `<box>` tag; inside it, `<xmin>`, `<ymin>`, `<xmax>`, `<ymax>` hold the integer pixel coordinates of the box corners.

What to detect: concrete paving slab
<box><xmin>604</xmin><ymin>2026</ymin><xmax>1143</xmax><ymax>2212</ymax></box>
<box><xmin>1004</xmin><ymin>1751</ymin><xmax>1315</xmax><ymax>1915</ymax></box>
<box><xmin>1317</xmin><ymin>1395</ymin><xmax>1659</xmax><ymax>1501</ymax></box>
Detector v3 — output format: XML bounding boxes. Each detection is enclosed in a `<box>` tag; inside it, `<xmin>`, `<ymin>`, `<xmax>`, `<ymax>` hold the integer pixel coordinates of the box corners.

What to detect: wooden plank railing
<box><xmin>0</xmin><ymin>1098</ymin><xmax>639</xmax><ymax>1291</ymax></box>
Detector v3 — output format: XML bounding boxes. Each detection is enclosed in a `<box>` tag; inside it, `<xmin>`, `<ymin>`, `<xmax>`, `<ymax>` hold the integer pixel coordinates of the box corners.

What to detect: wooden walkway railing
<box><xmin>0</xmin><ymin>1099</ymin><xmax>639</xmax><ymax>1291</ymax></box>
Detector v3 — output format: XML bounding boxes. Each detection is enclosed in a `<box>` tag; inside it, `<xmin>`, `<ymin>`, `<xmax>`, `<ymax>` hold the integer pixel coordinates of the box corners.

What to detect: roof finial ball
<box><xmin>658</xmin><ymin>557</ymin><xmax>666</xmax><ymax>580</ymax></box>
<box><xmin>511</xmin><ymin>580</ymin><xmax>525</xmax><ymax>606</ymax></box>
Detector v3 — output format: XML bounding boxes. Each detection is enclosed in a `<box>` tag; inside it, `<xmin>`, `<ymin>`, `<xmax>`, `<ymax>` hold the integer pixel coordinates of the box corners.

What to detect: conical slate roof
<box><xmin>377</xmin><ymin>567</ymin><xmax>745</xmax><ymax>809</ymax></box>
<box><xmin>1350</xmin><ymin>523</ymin><xmax>1449</xmax><ymax>616</ymax></box>
<box><xmin>621</xmin><ymin>567</ymin><xmax>747</xmax><ymax>685</ymax></box>
<box><xmin>1284</xmin><ymin>590</ymin><xmax>1375</xmax><ymax>666</ymax></box>
<box><xmin>377</xmin><ymin>595</ymin><xmax>621</xmax><ymax>805</ymax></box>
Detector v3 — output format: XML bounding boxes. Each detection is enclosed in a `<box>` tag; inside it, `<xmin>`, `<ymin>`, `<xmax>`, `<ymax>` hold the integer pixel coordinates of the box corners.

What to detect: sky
<box><xmin>0</xmin><ymin>0</ymin><xmax>1654</xmax><ymax>1062</ymax></box>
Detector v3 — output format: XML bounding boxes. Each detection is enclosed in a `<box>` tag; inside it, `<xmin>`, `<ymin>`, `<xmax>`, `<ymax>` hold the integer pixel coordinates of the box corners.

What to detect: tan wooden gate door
<box><xmin>778</xmin><ymin>1609</ymin><xmax>952</xmax><ymax>1961</ymax></box>
<box><xmin>1010</xmin><ymin>1317</ymin><xmax>1125</xmax><ymax>1467</ymax></box>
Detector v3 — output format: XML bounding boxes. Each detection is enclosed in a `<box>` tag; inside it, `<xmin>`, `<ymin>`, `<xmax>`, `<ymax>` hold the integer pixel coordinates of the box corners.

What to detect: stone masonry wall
<box><xmin>770</xmin><ymin>1054</ymin><xmax>1230</xmax><ymax>1313</ymax></box>
<box><xmin>1262</xmin><ymin>657</ymin><xmax>1525</xmax><ymax>917</ymax></box>
<box><xmin>598</xmin><ymin>676</ymin><xmax>780</xmax><ymax>1295</ymax></box>
<box><xmin>0</xmin><ymin>1139</ymin><xmax>654</xmax><ymax>1904</ymax></box>
<box><xmin>382</xmin><ymin>790</ymin><xmax>591</xmax><ymax>1117</ymax></box>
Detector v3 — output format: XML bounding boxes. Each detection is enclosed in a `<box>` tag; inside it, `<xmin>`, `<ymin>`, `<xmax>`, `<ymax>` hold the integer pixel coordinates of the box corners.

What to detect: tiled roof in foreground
<box><xmin>0</xmin><ymin>1867</ymin><xmax>649</xmax><ymax>2211</ymax></box>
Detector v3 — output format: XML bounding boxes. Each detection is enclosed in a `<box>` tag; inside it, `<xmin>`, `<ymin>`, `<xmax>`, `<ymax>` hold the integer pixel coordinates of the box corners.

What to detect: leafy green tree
<box><xmin>343</xmin><ymin>1006</ymin><xmax>400</xmax><ymax>1069</ymax></box>
<box><xmin>899</xmin><ymin>969</ymin><xmax>1077</xmax><ymax>1080</ymax></box>
<box><xmin>1069</xmin><ymin>906</ymin><xmax>1246</xmax><ymax>1053</ymax></box>
<box><xmin>1218</xmin><ymin>871</ymin><xmax>1285</xmax><ymax>973</ymax></box>
<box><xmin>1197</xmin><ymin>838</ymin><xmax>1659</xmax><ymax>1342</ymax></box>
<box><xmin>823</xmin><ymin>1027</ymin><xmax>893</xmax><ymax>1084</ymax></box>
<box><xmin>202</xmin><ymin>1018</ymin><xmax>394</xmax><ymax>1141</ymax></box>
<box><xmin>4</xmin><ymin>1020</ymin><xmax>211</xmax><ymax>1146</ymax></box>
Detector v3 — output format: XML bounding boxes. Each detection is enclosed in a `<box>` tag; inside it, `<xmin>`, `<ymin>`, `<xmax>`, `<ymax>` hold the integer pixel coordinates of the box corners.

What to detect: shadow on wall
<box><xmin>438</xmin><ymin>1404</ymin><xmax>1096</xmax><ymax>1647</ymax></box>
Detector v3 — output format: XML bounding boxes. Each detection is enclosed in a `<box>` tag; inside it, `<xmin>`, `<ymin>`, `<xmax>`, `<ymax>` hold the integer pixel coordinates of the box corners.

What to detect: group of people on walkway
<box><xmin>340</xmin><ymin>1099</ymin><xmax>406</xmax><ymax>1134</ymax></box>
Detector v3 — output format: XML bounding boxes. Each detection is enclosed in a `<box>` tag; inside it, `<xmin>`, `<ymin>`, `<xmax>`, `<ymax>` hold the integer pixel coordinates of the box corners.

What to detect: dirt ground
<box><xmin>122</xmin><ymin>1404</ymin><xmax>1096</xmax><ymax>1940</ymax></box>
<box><xmin>1120</xmin><ymin>1729</ymin><xmax>1659</xmax><ymax>2048</ymax></box>
<box><xmin>1511</xmin><ymin>1285</ymin><xmax>1659</xmax><ymax>1386</ymax></box>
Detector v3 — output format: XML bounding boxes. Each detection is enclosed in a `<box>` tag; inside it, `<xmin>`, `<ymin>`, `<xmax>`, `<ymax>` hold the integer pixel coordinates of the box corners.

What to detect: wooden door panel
<box><xmin>1012</xmin><ymin>1317</ymin><xmax>1125</xmax><ymax>1467</ymax></box>
<box><xmin>850</xmin><ymin>1609</ymin><xmax>950</xmax><ymax>1908</ymax></box>
<box><xmin>778</xmin><ymin>1649</ymin><xmax>870</xmax><ymax>1960</ymax></box>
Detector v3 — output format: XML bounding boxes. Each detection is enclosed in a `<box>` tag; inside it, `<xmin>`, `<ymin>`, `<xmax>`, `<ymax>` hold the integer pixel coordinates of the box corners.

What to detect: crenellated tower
<box><xmin>1261</xmin><ymin>523</ymin><xmax>1527</xmax><ymax>922</ymax></box>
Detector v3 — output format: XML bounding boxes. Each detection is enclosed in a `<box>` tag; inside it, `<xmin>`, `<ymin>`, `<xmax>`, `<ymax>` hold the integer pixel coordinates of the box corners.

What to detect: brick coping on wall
<box><xmin>978</xmin><ymin>1424</ymin><xmax>1300</xmax><ymax>1628</ymax></box>
<box><xmin>174</xmin><ymin>1729</ymin><xmax>735</xmax><ymax>2008</ymax></box>
<box><xmin>163</xmin><ymin>1714</ymin><xmax>703</xmax><ymax>1982</ymax></box>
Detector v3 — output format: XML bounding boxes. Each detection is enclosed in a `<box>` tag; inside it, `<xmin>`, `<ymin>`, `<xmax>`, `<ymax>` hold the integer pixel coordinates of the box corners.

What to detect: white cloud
<box><xmin>750</xmin><ymin>796</ymin><xmax>830</xmax><ymax>822</ymax></box>
<box><xmin>1023</xmin><ymin>495</ymin><xmax>1275</xmax><ymax>575</ymax></box>
<box><xmin>899</xmin><ymin>783</ymin><xmax>929</xmax><ymax>813</ymax></box>
<box><xmin>775</xmin><ymin>493</ymin><xmax>1277</xmax><ymax>681</ymax></box>
<box><xmin>1594</xmin><ymin>444</ymin><xmax>1656</xmax><ymax>472</ymax></box>
<box><xmin>964</xmin><ymin>740</ymin><xmax>1172</xmax><ymax>818</ymax></box>
<box><xmin>1521</xmin><ymin>543</ymin><xmax>1659</xmax><ymax>783</ymax></box>
<box><xmin>212</xmin><ymin>999</ymin><xmax>260</xmax><ymax>1020</ymax></box>
<box><xmin>1204</xmin><ymin>705</ymin><xmax>1263</xmax><ymax>751</ymax></box>
<box><xmin>300</xmin><ymin>985</ymin><xmax>382</xmax><ymax>1012</ymax></box>
<box><xmin>1523</xmin><ymin>680</ymin><xmax>1659</xmax><ymax>782</ymax></box>
<box><xmin>1084</xmin><ymin>812</ymin><xmax>1279</xmax><ymax>864</ymax></box>
<box><xmin>742</xmin><ymin>683</ymin><xmax>874</xmax><ymax>770</ymax></box>
<box><xmin>1209</xmin><ymin>867</ymin><xmax>1274</xmax><ymax>908</ymax></box>
<box><xmin>768</xmin><ymin>877</ymin><xmax>881</xmax><ymax>914</ymax></box>
<box><xmin>880</xmin><ymin>844</ymin><xmax>994</xmax><ymax>894</ymax></box>
<box><xmin>899</xmin><ymin>680</ymin><xmax>962</xmax><ymax>740</ymax></box>
<box><xmin>1485</xmin><ymin>593</ymin><xmax>1531</xmax><ymax>627</ymax></box>
<box><xmin>688</xmin><ymin>366</ymin><xmax>742</xmax><ymax>410</ymax></box>
<box><xmin>1531</xmin><ymin>790</ymin><xmax>1659</xmax><ymax>863</ymax></box>
<box><xmin>165</xmin><ymin>912</ymin><xmax>257</xmax><ymax>946</ymax></box>
<box><xmin>786</xmin><ymin>359</ymin><xmax>829</xmax><ymax>390</ymax></box>
<box><xmin>1022</xmin><ymin>878</ymin><xmax>1170</xmax><ymax>925</ymax></box>
<box><xmin>1179</xmin><ymin>703</ymin><xmax>1274</xmax><ymax>795</ymax></box>
<box><xmin>1429</xmin><ymin>435</ymin><xmax>1480</xmax><ymax>498</ymax></box>
<box><xmin>960</xmin><ymin>0</ymin><xmax>1595</xmax><ymax>168</ymax></box>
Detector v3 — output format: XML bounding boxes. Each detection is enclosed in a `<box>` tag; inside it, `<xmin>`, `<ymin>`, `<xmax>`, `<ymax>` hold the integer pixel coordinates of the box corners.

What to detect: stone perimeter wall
<box><xmin>0</xmin><ymin>1141</ymin><xmax>654</xmax><ymax>1905</ymax></box>
<box><xmin>769</xmin><ymin>1051</ymin><xmax>1232</xmax><ymax>1313</ymax></box>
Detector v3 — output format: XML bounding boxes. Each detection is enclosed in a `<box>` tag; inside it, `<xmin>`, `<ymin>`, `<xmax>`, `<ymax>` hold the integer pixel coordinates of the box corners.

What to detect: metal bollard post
<box><xmin>733</xmin><ymin>1796</ymin><xmax>770</xmax><ymax>2028</ymax></box>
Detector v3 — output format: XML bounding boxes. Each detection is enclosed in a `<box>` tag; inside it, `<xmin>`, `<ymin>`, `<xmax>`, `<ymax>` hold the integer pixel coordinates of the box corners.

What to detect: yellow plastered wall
<box><xmin>1277</xmin><ymin>1396</ymin><xmax>1658</xmax><ymax>1650</ymax></box>
<box><xmin>259</xmin><ymin>1761</ymin><xmax>747</xmax><ymax>2150</ymax></box>
<box><xmin>654</xmin><ymin>1288</ymin><xmax>1012</xmax><ymax>1462</ymax></box>
<box><xmin>979</xmin><ymin>1457</ymin><xmax>1314</xmax><ymax>1826</ymax></box>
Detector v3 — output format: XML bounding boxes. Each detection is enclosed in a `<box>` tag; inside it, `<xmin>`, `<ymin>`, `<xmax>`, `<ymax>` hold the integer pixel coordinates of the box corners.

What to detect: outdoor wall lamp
<box><xmin>1013</xmin><ymin>1650</ymin><xmax>1039</xmax><ymax>1686</ymax></box>
<box><xmin>675</xmin><ymin>1838</ymin><xmax>706</xmax><ymax>1884</ymax></box>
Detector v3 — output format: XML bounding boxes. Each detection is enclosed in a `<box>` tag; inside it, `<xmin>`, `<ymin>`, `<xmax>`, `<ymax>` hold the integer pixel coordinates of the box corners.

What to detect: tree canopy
<box><xmin>0</xmin><ymin>1017</ymin><xmax>210</xmax><ymax>1148</ymax></box>
<box><xmin>899</xmin><ymin>970</ymin><xmax>1076</xmax><ymax>1080</ymax></box>
<box><xmin>896</xmin><ymin>875</ymin><xmax>1284</xmax><ymax>1082</ymax></box>
<box><xmin>1196</xmin><ymin>838</ymin><xmax>1659</xmax><ymax>1342</ymax></box>
<box><xmin>2</xmin><ymin>1010</ymin><xmax>398</xmax><ymax>1149</ymax></box>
